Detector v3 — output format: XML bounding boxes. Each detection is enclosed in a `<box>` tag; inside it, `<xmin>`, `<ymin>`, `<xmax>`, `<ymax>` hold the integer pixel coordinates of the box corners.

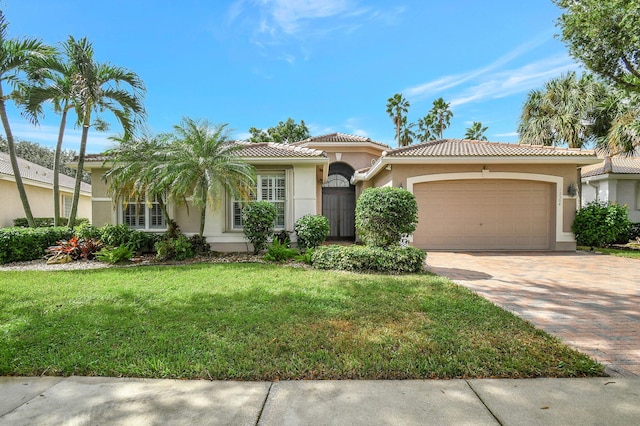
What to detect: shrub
<box><xmin>96</xmin><ymin>245</ymin><xmax>134</xmax><ymax>264</ymax></box>
<box><xmin>13</xmin><ymin>217</ymin><xmax>89</xmax><ymax>227</ymax></box>
<box><xmin>572</xmin><ymin>201</ymin><xmax>631</xmax><ymax>247</ymax></box>
<box><xmin>74</xmin><ymin>222</ymin><xmax>102</xmax><ymax>240</ymax></box>
<box><xmin>273</xmin><ymin>230</ymin><xmax>292</xmax><ymax>248</ymax></box>
<box><xmin>264</xmin><ymin>239</ymin><xmax>299</xmax><ymax>262</ymax></box>
<box><xmin>189</xmin><ymin>234</ymin><xmax>210</xmax><ymax>255</ymax></box>
<box><xmin>629</xmin><ymin>223</ymin><xmax>640</xmax><ymax>241</ymax></box>
<box><xmin>99</xmin><ymin>224</ymin><xmax>157</xmax><ymax>254</ymax></box>
<box><xmin>45</xmin><ymin>236</ymin><xmax>103</xmax><ymax>263</ymax></box>
<box><xmin>311</xmin><ymin>244</ymin><xmax>426</xmax><ymax>273</ymax></box>
<box><xmin>295</xmin><ymin>247</ymin><xmax>314</xmax><ymax>265</ymax></box>
<box><xmin>294</xmin><ymin>215</ymin><xmax>330</xmax><ymax>250</ymax></box>
<box><xmin>155</xmin><ymin>234</ymin><xmax>194</xmax><ymax>261</ymax></box>
<box><xmin>242</xmin><ymin>201</ymin><xmax>277</xmax><ymax>254</ymax></box>
<box><xmin>355</xmin><ymin>187</ymin><xmax>418</xmax><ymax>248</ymax></box>
<box><xmin>0</xmin><ymin>227</ymin><xmax>73</xmax><ymax>264</ymax></box>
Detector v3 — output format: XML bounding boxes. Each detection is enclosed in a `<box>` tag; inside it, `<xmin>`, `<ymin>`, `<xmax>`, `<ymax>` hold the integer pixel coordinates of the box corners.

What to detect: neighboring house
<box><xmin>82</xmin><ymin>134</ymin><xmax>599</xmax><ymax>252</ymax></box>
<box><xmin>0</xmin><ymin>152</ymin><xmax>92</xmax><ymax>228</ymax></box>
<box><xmin>581</xmin><ymin>156</ymin><xmax>640</xmax><ymax>223</ymax></box>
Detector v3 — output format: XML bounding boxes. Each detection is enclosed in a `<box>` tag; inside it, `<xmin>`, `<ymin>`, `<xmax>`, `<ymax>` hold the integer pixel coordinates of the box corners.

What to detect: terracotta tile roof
<box><xmin>235</xmin><ymin>142</ymin><xmax>326</xmax><ymax>158</ymax></box>
<box><xmin>82</xmin><ymin>143</ymin><xmax>327</xmax><ymax>162</ymax></box>
<box><xmin>295</xmin><ymin>132</ymin><xmax>390</xmax><ymax>149</ymax></box>
<box><xmin>384</xmin><ymin>139</ymin><xmax>596</xmax><ymax>158</ymax></box>
<box><xmin>0</xmin><ymin>152</ymin><xmax>91</xmax><ymax>192</ymax></box>
<box><xmin>581</xmin><ymin>156</ymin><xmax>640</xmax><ymax>177</ymax></box>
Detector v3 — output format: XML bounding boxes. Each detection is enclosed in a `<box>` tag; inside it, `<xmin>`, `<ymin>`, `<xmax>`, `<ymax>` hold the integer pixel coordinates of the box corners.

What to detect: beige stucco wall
<box><xmin>0</xmin><ymin>178</ymin><xmax>91</xmax><ymax>227</ymax></box>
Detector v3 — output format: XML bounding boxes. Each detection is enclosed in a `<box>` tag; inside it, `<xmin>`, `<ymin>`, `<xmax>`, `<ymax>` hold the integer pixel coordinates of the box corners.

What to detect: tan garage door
<box><xmin>413</xmin><ymin>179</ymin><xmax>552</xmax><ymax>250</ymax></box>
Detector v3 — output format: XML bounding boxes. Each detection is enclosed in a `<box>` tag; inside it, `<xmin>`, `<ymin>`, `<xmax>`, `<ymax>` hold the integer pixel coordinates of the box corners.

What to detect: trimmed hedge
<box><xmin>13</xmin><ymin>217</ymin><xmax>89</xmax><ymax>227</ymax></box>
<box><xmin>0</xmin><ymin>227</ymin><xmax>73</xmax><ymax>264</ymax></box>
<box><xmin>294</xmin><ymin>214</ymin><xmax>330</xmax><ymax>250</ymax></box>
<box><xmin>572</xmin><ymin>201</ymin><xmax>631</xmax><ymax>247</ymax></box>
<box><xmin>311</xmin><ymin>244</ymin><xmax>426</xmax><ymax>273</ymax></box>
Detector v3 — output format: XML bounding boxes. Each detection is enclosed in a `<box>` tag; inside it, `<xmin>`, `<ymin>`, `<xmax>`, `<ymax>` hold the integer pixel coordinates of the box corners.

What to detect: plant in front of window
<box><xmin>355</xmin><ymin>187</ymin><xmax>418</xmax><ymax>248</ymax></box>
<box><xmin>294</xmin><ymin>215</ymin><xmax>330</xmax><ymax>251</ymax></box>
<box><xmin>242</xmin><ymin>201</ymin><xmax>277</xmax><ymax>254</ymax></box>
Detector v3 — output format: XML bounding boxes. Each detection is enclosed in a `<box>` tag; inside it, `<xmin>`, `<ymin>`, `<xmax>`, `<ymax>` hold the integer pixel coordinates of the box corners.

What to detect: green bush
<box><xmin>188</xmin><ymin>234</ymin><xmax>210</xmax><ymax>255</ymax></box>
<box><xmin>295</xmin><ymin>247</ymin><xmax>314</xmax><ymax>265</ymax></box>
<box><xmin>0</xmin><ymin>227</ymin><xmax>73</xmax><ymax>264</ymax></box>
<box><xmin>264</xmin><ymin>239</ymin><xmax>299</xmax><ymax>262</ymax></box>
<box><xmin>13</xmin><ymin>217</ymin><xmax>89</xmax><ymax>227</ymax></box>
<box><xmin>96</xmin><ymin>245</ymin><xmax>134</xmax><ymax>264</ymax></box>
<box><xmin>100</xmin><ymin>224</ymin><xmax>157</xmax><ymax>254</ymax></box>
<box><xmin>311</xmin><ymin>244</ymin><xmax>426</xmax><ymax>273</ymax></box>
<box><xmin>355</xmin><ymin>187</ymin><xmax>418</xmax><ymax>248</ymax></box>
<box><xmin>572</xmin><ymin>201</ymin><xmax>631</xmax><ymax>247</ymax></box>
<box><xmin>155</xmin><ymin>234</ymin><xmax>194</xmax><ymax>261</ymax></box>
<box><xmin>242</xmin><ymin>201</ymin><xmax>277</xmax><ymax>254</ymax></box>
<box><xmin>294</xmin><ymin>215</ymin><xmax>330</xmax><ymax>250</ymax></box>
<box><xmin>74</xmin><ymin>222</ymin><xmax>102</xmax><ymax>240</ymax></box>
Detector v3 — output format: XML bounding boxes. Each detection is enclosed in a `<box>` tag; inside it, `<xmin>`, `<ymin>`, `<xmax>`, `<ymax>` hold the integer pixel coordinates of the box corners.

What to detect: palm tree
<box><xmin>464</xmin><ymin>122</ymin><xmax>488</xmax><ymax>141</ymax></box>
<box><xmin>415</xmin><ymin>113</ymin><xmax>435</xmax><ymax>143</ymax></box>
<box><xmin>386</xmin><ymin>93</ymin><xmax>410</xmax><ymax>147</ymax></box>
<box><xmin>65</xmin><ymin>36</ymin><xmax>146</xmax><ymax>227</ymax></box>
<box><xmin>430</xmin><ymin>97</ymin><xmax>453</xmax><ymax>139</ymax></box>
<box><xmin>20</xmin><ymin>37</ymin><xmax>85</xmax><ymax>226</ymax></box>
<box><xmin>0</xmin><ymin>11</ymin><xmax>53</xmax><ymax>227</ymax></box>
<box><xmin>398</xmin><ymin>117</ymin><xmax>415</xmax><ymax>146</ymax></box>
<box><xmin>594</xmin><ymin>89</ymin><xmax>640</xmax><ymax>155</ymax></box>
<box><xmin>160</xmin><ymin>118</ymin><xmax>255</xmax><ymax>237</ymax></box>
<box><xmin>518</xmin><ymin>72</ymin><xmax>605</xmax><ymax>148</ymax></box>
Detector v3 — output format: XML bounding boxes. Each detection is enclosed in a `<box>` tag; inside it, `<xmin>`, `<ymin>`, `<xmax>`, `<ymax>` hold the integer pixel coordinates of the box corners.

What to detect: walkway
<box><xmin>426</xmin><ymin>251</ymin><xmax>640</xmax><ymax>377</ymax></box>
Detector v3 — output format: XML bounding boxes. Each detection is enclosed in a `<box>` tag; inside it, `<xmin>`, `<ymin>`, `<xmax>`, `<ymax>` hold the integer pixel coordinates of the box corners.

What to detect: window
<box><xmin>323</xmin><ymin>174</ymin><xmax>350</xmax><ymax>188</ymax></box>
<box><xmin>121</xmin><ymin>195</ymin><xmax>166</xmax><ymax>230</ymax></box>
<box><xmin>232</xmin><ymin>174</ymin><xmax>286</xmax><ymax>229</ymax></box>
<box><xmin>62</xmin><ymin>195</ymin><xmax>73</xmax><ymax>218</ymax></box>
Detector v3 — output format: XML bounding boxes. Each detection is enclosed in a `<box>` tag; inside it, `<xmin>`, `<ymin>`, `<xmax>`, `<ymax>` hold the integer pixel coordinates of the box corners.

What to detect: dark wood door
<box><xmin>322</xmin><ymin>187</ymin><xmax>355</xmax><ymax>240</ymax></box>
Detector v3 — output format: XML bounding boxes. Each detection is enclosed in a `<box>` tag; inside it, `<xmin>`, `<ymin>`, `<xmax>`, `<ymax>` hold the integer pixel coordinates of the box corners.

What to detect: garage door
<box><xmin>413</xmin><ymin>179</ymin><xmax>552</xmax><ymax>250</ymax></box>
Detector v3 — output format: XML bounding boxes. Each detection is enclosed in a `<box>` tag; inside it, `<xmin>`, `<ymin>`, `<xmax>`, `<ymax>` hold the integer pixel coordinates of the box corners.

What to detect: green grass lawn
<box><xmin>578</xmin><ymin>246</ymin><xmax>640</xmax><ymax>259</ymax></box>
<box><xmin>0</xmin><ymin>263</ymin><xmax>603</xmax><ymax>380</ymax></box>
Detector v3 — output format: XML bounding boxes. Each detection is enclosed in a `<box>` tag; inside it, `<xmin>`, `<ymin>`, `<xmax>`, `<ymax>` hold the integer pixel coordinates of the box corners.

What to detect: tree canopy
<box><xmin>464</xmin><ymin>122</ymin><xmax>488</xmax><ymax>141</ymax></box>
<box><xmin>248</xmin><ymin>118</ymin><xmax>310</xmax><ymax>144</ymax></box>
<box><xmin>555</xmin><ymin>0</ymin><xmax>640</xmax><ymax>93</ymax></box>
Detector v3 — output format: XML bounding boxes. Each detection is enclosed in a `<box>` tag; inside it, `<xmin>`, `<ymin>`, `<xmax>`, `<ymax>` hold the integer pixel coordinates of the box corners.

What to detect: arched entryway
<box><xmin>322</xmin><ymin>162</ymin><xmax>356</xmax><ymax>240</ymax></box>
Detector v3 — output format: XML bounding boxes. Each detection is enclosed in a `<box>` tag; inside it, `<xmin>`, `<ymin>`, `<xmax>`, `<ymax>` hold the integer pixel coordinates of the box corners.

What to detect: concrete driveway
<box><xmin>425</xmin><ymin>251</ymin><xmax>640</xmax><ymax>377</ymax></box>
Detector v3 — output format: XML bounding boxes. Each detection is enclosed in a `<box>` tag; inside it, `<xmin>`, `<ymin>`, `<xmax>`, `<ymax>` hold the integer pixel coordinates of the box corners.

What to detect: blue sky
<box><xmin>4</xmin><ymin>0</ymin><xmax>579</xmax><ymax>153</ymax></box>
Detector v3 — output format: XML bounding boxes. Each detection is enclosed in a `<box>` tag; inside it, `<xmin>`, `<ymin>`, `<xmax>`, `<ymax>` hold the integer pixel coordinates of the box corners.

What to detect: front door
<box><xmin>322</xmin><ymin>186</ymin><xmax>355</xmax><ymax>240</ymax></box>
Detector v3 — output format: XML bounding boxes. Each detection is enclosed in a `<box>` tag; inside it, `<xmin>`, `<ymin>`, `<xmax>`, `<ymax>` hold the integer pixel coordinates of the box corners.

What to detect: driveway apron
<box><xmin>425</xmin><ymin>251</ymin><xmax>640</xmax><ymax>377</ymax></box>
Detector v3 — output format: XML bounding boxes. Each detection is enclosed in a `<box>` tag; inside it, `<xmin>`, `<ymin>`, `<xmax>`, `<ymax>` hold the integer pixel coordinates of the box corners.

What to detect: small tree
<box><xmin>355</xmin><ymin>187</ymin><xmax>418</xmax><ymax>248</ymax></box>
<box><xmin>572</xmin><ymin>201</ymin><xmax>631</xmax><ymax>247</ymax></box>
<box><xmin>294</xmin><ymin>214</ymin><xmax>330</xmax><ymax>250</ymax></box>
<box><xmin>242</xmin><ymin>201</ymin><xmax>277</xmax><ymax>254</ymax></box>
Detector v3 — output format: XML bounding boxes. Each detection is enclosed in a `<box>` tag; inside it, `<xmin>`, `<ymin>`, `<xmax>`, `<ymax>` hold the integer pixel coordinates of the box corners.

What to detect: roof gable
<box><xmin>295</xmin><ymin>132</ymin><xmax>390</xmax><ymax>149</ymax></box>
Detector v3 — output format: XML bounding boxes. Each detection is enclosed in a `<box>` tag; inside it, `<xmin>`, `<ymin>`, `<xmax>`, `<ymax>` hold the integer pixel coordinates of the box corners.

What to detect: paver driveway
<box><xmin>425</xmin><ymin>251</ymin><xmax>640</xmax><ymax>377</ymax></box>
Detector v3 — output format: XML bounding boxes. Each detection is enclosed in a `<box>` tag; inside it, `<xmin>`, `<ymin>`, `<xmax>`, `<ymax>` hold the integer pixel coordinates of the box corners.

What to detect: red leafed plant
<box><xmin>46</xmin><ymin>237</ymin><xmax>103</xmax><ymax>263</ymax></box>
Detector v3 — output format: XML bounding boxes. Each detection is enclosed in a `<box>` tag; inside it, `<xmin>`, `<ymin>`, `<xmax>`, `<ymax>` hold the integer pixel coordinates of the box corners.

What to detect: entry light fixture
<box><xmin>568</xmin><ymin>182</ymin><xmax>578</xmax><ymax>197</ymax></box>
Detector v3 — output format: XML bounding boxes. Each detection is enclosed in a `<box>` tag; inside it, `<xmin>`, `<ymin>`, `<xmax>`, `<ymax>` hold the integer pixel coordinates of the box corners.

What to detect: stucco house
<box><xmin>581</xmin><ymin>156</ymin><xmax>640</xmax><ymax>223</ymax></box>
<box><xmin>0</xmin><ymin>152</ymin><xmax>92</xmax><ymax>228</ymax></box>
<box><xmin>82</xmin><ymin>133</ymin><xmax>599</xmax><ymax>252</ymax></box>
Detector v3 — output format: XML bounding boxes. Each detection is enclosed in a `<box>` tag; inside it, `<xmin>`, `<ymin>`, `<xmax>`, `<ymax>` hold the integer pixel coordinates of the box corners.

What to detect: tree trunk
<box><xmin>53</xmin><ymin>106</ymin><xmax>69</xmax><ymax>226</ymax></box>
<box><xmin>68</xmin><ymin>107</ymin><xmax>91</xmax><ymax>228</ymax></box>
<box><xmin>199</xmin><ymin>203</ymin><xmax>206</xmax><ymax>237</ymax></box>
<box><xmin>0</xmin><ymin>85</ymin><xmax>35</xmax><ymax>227</ymax></box>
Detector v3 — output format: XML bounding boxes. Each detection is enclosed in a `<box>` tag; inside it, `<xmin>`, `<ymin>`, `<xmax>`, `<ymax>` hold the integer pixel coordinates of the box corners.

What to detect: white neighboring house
<box><xmin>0</xmin><ymin>152</ymin><xmax>92</xmax><ymax>228</ymax></box>
<box><xmin>581</xmin><ymin>156</ymin><xmax>640</xmax><ymax>223</ymax></box>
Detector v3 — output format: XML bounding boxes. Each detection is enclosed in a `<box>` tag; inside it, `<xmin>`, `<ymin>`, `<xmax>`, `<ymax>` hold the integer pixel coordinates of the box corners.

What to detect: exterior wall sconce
<box><xmin>398</xmin><ymin>183</ymin><xmax>403</xmax><ymax>189</ymax></box>
<box><xmin>568</xmin><ymin>182</ymin><xmax>578</xmax><ymax>197</ymax></box>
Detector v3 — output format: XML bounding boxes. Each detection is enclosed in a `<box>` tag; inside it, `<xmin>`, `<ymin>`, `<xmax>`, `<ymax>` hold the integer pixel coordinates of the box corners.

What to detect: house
<box><xmin>0</xmin><ymin>152</ymin><xmax>92</xmax><ymax>228</ymax></box>
<box><xmin>82</xmin><ymin>134</ymin><xmax>599</xmax><ymax>252</ymax></box>
<box><xmin>581</xmin><ymin>156</ymin><xmax>640</xmax><ymax>223</ymax></box>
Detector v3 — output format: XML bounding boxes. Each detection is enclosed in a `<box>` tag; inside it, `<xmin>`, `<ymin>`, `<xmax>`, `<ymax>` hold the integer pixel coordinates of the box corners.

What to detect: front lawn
<box><xmin>0</xmin><ymin>263</ymin><xmax>603</xmax><ymax>379</ymax></box>
<box><xmin>578</xmin><ymin>246</ymin><xmax>640</xmax><ymax>259</ymax></box>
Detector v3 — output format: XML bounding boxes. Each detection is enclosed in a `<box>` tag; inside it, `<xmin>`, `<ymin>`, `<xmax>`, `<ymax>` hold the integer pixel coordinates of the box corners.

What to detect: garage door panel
<box><xmin>414</xmin><ymin>179</ymin><xmax>552</xmax><ymax>250</ymax></box>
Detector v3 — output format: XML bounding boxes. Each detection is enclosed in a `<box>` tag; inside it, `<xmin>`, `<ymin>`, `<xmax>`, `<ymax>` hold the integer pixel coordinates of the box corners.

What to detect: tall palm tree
<box><xmin>415</xmin><ymin>113</ymin><xmax>435</xmax><ymax>143</ymax></box>
<box><xmin>0</xmin><ymin>11</ymin><xmax>53</xmax><ymax>227</ymax></box>
<box><xmin>518</xmin><ymin>72</ymin><xmax>605</xmax><ymax>148</ymax></box>
<box><xmin>398</xmin><ymin>116</ymin><xmax>415</xmax><ymax>146</ymax></box>
<box><xmin>464</xmin><ymin>122</ymin><xmax>488</xmax><ymax>141</ymax></box>
<box><xmin>65</xmin><ymin>36</ymin><xmax>146</xmax><ymax>227</ymax></box>
<box><xmin>160</xmin><ymin>118</ymin><xmax>255</xmax><ymax>237</ymax></box>
<box><xmin>386</xmin><ymin>93</ymin><xmax>410</xmax><ymax>147</ymax></box>
<box><xmin>430</xmin><ymin>97</ymin><xmax>453</xmax><ymax>139</ymax></box>
<box><xmin>594</xmin><ymin>89</ymin><xmax>640</xmax><ymax>155</ymax></box>
<box><xmin>20</xmin><ymin>37</ymin><xmax>84</xmax><ymax>226</ymax></box>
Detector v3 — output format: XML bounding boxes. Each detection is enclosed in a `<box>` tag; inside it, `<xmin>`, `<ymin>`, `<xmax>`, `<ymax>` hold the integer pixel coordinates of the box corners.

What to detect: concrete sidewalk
<box><xmin>1</xmin><ymin>376</ymin><xmax>639</xmax><ymax>425</ymax></box>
